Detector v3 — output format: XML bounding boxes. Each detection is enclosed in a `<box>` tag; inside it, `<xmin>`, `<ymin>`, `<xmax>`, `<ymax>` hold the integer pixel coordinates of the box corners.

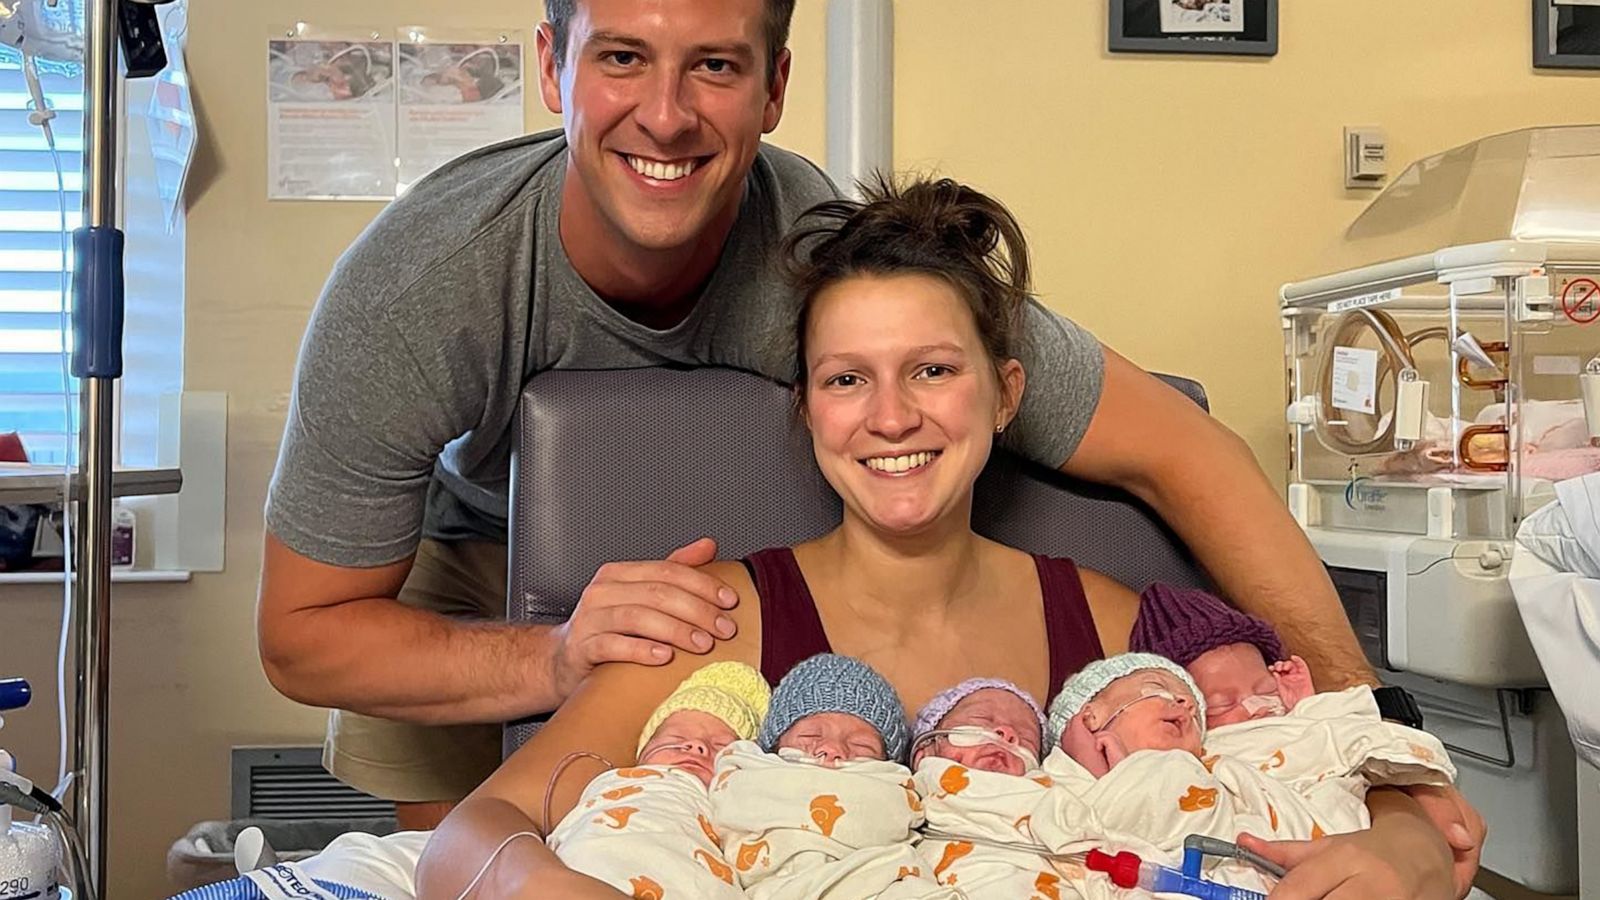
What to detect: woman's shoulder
<box><xmin>702</xmin><ymin>557</ymin><xmax>759</xmax><ymax>599</ymax></box>
<box><xmin>977</xmin><ymin>536</ymin><xmax>1045</xmax><ymax>569</ymax></box>
<box><xmin>699</xmin><ymin>558</ymin><xmax>765</xmax><ymax>662</ymax></box>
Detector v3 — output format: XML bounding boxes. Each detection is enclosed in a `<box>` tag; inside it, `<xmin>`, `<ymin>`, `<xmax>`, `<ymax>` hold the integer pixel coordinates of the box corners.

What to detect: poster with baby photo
<box><xmin>397</xmin><ymin>32</ymin><xmax>527</xmax><ymax>192</ymax></box>
<box><xmin>268</xmin><ymin>39</ymin><xmax>394</xmax><ymax>105</ymax></box>
<box><xmin>398</xmin><ymin>40</ymin><xmax>523</xmax><ymax>106</ymax></box>
<box><xmin>1158</xmin><ymin>0</ymin><xmax>1246</xmax><ymax>33</ymax></box>
<box><xmin>267</xmin><ymin>34</ymin><xmax>398</xmax><ymax>200</ymax></box>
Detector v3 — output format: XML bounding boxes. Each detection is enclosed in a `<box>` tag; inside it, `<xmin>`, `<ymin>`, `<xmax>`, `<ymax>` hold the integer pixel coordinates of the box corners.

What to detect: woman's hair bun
<box><xmin>785</xmin><ymin>173</ymin><xmax>1033</xmax><ymax>381</ymax></box>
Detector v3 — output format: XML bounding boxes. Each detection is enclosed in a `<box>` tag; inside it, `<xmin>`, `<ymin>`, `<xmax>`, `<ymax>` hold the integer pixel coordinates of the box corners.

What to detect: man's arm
<box><xmin>257</xmin><ymin>533</ymin><xmax>742</xmax><ymax>725</ymax></box>
<box><xmin>257</xmin><ymin>533</ymin><xmax>561</xmax><ymax>724</ymax></box>
<box><xmin>1062</xmin><ymin>347</ymin><xmax>1377</xmax><ymax>690</ymax></box>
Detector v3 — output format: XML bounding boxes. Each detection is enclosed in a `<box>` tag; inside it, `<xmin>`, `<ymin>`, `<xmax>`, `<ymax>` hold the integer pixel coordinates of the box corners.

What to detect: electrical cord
<box><xmin>19</xmin><ymin>50</ymin><xmax>93</xmax><ymax>900</ymax></box>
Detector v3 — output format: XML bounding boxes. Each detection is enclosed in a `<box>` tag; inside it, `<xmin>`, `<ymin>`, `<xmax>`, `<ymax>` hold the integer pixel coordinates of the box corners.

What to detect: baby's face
<box><xmin>914</xmin><ymin>689</ymin><xmax>1042</xmax><ymax>775</ymax></box>
<box><xmin>1187</xmin><ymin>643</ymin><xmax>1314</xmax><ymax>729</ymax></box>
<box><xmin>777</xmin><ymin>712</ymin><xmax>885</xmax><ymax>766</ymax></box>
<box><xmin>637</xmin><ymin>710</ymin><xmax>739</xmax><ymax>786</ymax></box>
<box><xmin>1080</xmin><ymin>669</ymin><xmax>1203</xmax><ymax>758</ymax></box>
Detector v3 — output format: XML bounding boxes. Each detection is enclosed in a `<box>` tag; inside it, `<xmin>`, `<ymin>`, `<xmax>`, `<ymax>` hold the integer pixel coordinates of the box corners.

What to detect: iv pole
<box><xmin>73</xmin><ymin>0</ymin><xmax>121</xmax><ymax>891</ymax></box>
<box><xmin>70</xmin><ymin>0</ymin><xmax>171</xmax><ymax>893</ymax></box>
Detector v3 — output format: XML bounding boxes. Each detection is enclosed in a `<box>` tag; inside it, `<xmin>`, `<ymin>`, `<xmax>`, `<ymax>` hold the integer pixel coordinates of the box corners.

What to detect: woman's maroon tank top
<box><xmin>741</xmin><ymin>547</ymin><xmax>1104</xmax><ymax>704</ymax></box>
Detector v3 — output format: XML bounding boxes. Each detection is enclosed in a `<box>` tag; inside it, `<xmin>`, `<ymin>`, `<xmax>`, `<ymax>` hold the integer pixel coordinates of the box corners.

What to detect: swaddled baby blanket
<box><xmin>1202</xmin><ymin>685</ymin><xmax>1457</xmax><ymax>807</ymax></box>
<box><xmin>709</xmin><ymin>741</ymin><xmax>957</xmax><ymax>900</ymax></box>
<box><xmin>911</xmin><ymin>756</ymin><xmax>1076</xmax><ymax>899</ymax></box>
<box><xmin>1027</xmin><ymin>689</ymin><xmax>1453</xmax><ymax>896</ymax></box>
<box><xmin>546</xmin><ymin>764</ymin><xmax>743</xmax><ymax>900</ymax></box>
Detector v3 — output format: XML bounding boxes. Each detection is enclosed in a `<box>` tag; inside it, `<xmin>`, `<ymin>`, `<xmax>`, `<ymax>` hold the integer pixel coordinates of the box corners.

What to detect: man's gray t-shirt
<box><xmin>266</xmin><ymin>130</ymin><xmax>1104</xmax><ymax>568</ymax></box>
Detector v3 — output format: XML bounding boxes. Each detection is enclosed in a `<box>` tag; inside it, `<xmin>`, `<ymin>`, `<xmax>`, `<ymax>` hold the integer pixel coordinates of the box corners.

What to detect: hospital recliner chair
<box><xmin>506</xmin><ymin>366</ymin><xmax>1212</xmax><ymax>752</ymax></box>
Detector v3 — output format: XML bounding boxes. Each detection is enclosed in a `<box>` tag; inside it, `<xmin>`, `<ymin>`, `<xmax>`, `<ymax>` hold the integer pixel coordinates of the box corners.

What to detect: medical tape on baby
<box><xmin>913</xmin><ymin>726</ymin><xmax>1039</xmax><ymax>769</ymax></box>
<box><xmin>1239</xmin><ymin>694</ymin><xmax>1287</xmax><ymax>717</ymax></box>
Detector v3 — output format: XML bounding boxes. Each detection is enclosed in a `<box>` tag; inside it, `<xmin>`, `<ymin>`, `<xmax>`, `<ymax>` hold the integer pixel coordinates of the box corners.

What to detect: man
<box><xmin>258</xmin><ymin>4</ymin><xmax>1480</xmax><ymax>888</ymax></box>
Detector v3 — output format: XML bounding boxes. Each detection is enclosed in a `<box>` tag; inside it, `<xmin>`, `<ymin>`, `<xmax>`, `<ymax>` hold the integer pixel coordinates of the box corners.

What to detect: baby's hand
<box><xmin>1269</xmin><ymin>655</ymin><xmax>1316</xmax><ymax>710</ymax></box>
<box><xmin>1060</xmin><ymin>714</ymin><xmax>1128</xmax><ymax>777</ymax></box>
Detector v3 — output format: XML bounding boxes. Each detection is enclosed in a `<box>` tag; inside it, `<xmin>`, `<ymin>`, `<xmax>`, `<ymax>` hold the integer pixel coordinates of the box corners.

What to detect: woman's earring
<box><xmin>995</xmin><ymin>423</ymin><xmax>1006</xmax><ymax>435</ymax></box>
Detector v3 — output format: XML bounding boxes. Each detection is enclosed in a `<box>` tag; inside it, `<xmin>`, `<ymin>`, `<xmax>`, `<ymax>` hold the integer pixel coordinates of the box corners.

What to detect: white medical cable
<box><xmin>452</xmin><ymin>830</ymin><xmax>541</xmax><ymax>900</ymax></box>
<box><xmin>23</xmin><ymin>66</ymin><xmax>77</xmax><ymax>821</ymax></box>
<box><xmin>1095</xmin><ymin>688</ymin><xmax>1198</xmax><ymax>734</ymax></box>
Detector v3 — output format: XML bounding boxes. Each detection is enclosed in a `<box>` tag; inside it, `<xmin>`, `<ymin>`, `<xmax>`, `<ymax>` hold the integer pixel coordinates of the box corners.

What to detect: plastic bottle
<box><xmin>0</xmin><ymin>680</ymin><xmax>62</xmax><ymax>900</ymax></box>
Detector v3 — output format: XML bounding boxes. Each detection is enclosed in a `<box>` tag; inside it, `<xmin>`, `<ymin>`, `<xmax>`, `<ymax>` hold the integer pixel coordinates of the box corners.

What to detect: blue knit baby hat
<box><xmin>757</xmin><ymin>653</ymin><xmax>910</xmax><ymax>761</ymax></box>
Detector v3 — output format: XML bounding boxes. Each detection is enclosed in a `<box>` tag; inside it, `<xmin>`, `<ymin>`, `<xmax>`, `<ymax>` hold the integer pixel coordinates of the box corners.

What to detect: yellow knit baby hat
<box><xmin>637</xmin><ymin>661</ymin><xmax>773</xmax><ymax>756</ymax></box>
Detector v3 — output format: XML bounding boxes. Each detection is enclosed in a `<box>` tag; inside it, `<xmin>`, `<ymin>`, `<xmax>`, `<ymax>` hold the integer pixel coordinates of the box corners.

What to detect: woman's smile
<box><xmin>860</xmin><ymin>450</ymin><xmax>943</xmax><ymax>476</ymax></box>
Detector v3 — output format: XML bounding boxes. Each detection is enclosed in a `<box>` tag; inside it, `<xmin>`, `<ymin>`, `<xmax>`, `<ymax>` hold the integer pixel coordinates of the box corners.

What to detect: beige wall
<box><xmin>0</xmin><ymin>1</ymin><xmax>1595</xmax><ymax>897</ymax></box>
<box><xmin>897</xmin><ymin>0</ymin><xmax>1600</xmax><ymax>465</ymax></box>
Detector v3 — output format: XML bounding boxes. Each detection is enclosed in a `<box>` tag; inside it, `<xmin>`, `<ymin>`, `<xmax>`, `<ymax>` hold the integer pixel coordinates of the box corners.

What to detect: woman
<box><xmin>415</xmin><ymin>178</ymin><xmax>1456</xmax><ymax>899</ymax></box>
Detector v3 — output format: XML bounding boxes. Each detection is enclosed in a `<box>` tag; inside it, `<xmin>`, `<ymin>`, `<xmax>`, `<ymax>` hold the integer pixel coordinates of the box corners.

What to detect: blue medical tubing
<box><xmin>1182</xmin><ymin>834</ymin><xmax>1288</xmax><ymax>880</ymax></box>
<box><xmin>1144</xmin><ymin>863</ymin><xmax>1269</xmax><ymax>900</ymax></box>
<box><xmin>70</xmin><ymin>225</ymin><xmax>124</xmax><ymax>379</ymax></box>
<box><xmin>1086</xmin><ymin>847</ymin><xmax>1269</xmax><ymax>900</ymax></box>
<box><xmin>0</xmin><ymin>678</ymin><xmax>29</xmax><ymax>712</ymax></box>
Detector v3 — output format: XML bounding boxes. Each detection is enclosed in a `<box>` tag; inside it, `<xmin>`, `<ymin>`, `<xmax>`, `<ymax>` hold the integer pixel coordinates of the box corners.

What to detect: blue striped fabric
<box><xmin>168</xmin><ymin>865</ymin><xmax>389</xmax><ymax>900</ymax></box>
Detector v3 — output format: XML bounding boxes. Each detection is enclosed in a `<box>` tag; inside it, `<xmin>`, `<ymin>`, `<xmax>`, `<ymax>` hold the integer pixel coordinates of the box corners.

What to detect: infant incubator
<box><xmin>1280</xmin><ymin>125</ymin><xmax>1600</xmax><ymax>895</ymax></box>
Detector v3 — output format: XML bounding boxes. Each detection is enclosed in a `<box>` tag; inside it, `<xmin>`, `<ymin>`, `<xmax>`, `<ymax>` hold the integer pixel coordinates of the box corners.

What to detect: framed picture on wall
<box><xmin>1109</xmin><ymin>0</ymin><xmax>1278</xmax><ymax>56</ymax></box>
<box><xmin>1534</xmin><ymin>0</ymin><xmax>1600</xmax><ymax>69</ymax></box>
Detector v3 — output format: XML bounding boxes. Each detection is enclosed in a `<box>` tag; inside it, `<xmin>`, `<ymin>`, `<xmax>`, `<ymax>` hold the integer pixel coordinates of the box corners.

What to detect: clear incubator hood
<box><xmin>1277</xmin><ymin>129</ymin><xmax>1599</xmax><ymax>895</ymax></box>
<box><xmin>1282</xmin><ymin>125</ymin><xmax>1600</xmax><ymax>544</ymax></box>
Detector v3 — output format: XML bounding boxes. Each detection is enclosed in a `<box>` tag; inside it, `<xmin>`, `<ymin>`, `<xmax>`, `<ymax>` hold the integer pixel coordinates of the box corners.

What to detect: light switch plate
<box><xmin>1344</xmin><ymin>126</ymin><xmax>1387</xmax><ymax>189</ymax></box>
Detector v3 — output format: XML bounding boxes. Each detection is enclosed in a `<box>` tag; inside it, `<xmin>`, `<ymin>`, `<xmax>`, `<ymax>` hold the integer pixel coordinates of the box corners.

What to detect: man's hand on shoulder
<box><xmin>548</xmin><ymin>537</ymin><xmax>740</xmax><ymax>701</ymax></box>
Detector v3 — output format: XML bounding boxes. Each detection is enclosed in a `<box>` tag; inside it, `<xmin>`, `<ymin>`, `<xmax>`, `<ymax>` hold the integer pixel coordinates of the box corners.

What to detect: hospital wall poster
<box><xmin>267</xmin><ymin>28</ymin><xmax>398</xmax><ymax>200</ymax></box>
<box><xmin>396</xmin><ymin>29</ymin><xmax>526</xmax><ymax>192</ymax></box>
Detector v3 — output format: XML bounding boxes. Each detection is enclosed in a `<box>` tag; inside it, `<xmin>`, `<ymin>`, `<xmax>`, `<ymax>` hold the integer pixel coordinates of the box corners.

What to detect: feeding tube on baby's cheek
<box><xmin>915</xmin><ymin>726</ymin><xmax>1039</xmax><ymax>770</ymax></box>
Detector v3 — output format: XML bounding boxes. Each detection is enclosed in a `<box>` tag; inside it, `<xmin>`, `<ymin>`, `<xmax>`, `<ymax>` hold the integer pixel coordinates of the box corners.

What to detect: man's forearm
<box><xmin>1139</xmin><ymin>425</ymin><xmax>1378</xmax><ymax>690</ymax></box>
<box><xmin>261</xmin><ymin>597</ymin><xmax>565</xmax><ymax>724</ymax></box>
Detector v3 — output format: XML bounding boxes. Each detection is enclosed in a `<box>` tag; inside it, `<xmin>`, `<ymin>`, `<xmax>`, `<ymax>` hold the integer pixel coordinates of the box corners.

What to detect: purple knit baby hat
<box><xmin>911</xmin><ymin>678</ymin><xmax>1047</xmax><ymax>746</ymax></box>
<box><xmin>1129</xmin><ymin>583</ymin><xmax>1286</xmax><ymax>667</ymax></box>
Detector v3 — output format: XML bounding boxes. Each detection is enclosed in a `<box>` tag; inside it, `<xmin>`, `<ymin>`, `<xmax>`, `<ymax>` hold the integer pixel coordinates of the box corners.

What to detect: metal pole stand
<box><xmin>68</xmin><ymin>1</ymin><xmax>169</xmax><ymax>896</ymax></box>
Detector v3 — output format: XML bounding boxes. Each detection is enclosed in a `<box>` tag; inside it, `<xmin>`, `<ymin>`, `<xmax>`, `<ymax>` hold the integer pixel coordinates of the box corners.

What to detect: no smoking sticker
<box><xmin>1560</xmin><ymin>277</ymin><xmax>1600</xmax><ymax>324</ymax></box>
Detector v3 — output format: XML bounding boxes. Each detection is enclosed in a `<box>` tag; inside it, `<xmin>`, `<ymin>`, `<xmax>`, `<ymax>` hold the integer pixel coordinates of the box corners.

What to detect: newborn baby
<box><xmin>710</xmin><ymin>653</ymin><xmax>956</xmax><ymax>900</ymax></box>
<box><xmin>907</xmin><ymin>678</ymin><xmax>1067</xmax><ymax>897</ymax></box>
<box><xmin>1130</xmin><ymin>582</ymin><xmax>1314</xmax><ymax>729</ymax></box>
<box><xmin>1054</xmin><ymin>654</ymin><xmax>1206</xmax><ymax>774</ymax></box>
<box><xmin>1031</xmin><ymin>653</ymin><xmax>1455</xmax><ymax>897</ymax></box>
<box><xmin>911</xmin><ymin>678</ymin><xmax>1046</xmax><ymax>776</ymax></box>
<box><xmin>1133</xmin><ymin>583</ymin><xmax>1458</xmax><ymax>800</ymax></box>
<box><xmin>546</xmin><ymin>661</ymin><xmax>771</xmax><ymax>900</ymax></box>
